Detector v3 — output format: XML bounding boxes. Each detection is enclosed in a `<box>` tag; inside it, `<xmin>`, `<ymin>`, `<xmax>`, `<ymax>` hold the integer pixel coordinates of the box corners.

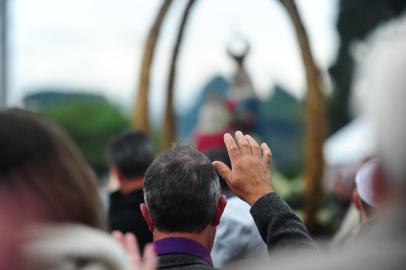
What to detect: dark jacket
<box><xmin>250</xmin><ymin>192</ymin><xmax>316</xmax><ymax>252</ymax></box>
<box><xmin>158</xmin><ymin>253</ymin><xmax>216</xmax><ymax>270</ymax></box>
<box><xmin>156</xmin><ymin>192</ymin><xmax>314</xmax><ymax>270</ymax></box>
<box><xmin>108</xmin><ymin>189</ymin><xmax>152</xmax><ymax>251</ymax></box>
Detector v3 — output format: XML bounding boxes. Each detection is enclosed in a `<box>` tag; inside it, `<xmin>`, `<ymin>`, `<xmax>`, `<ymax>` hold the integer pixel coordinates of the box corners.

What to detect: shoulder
<box><xmin>158</xmin><ymin>253</ymin><xmax>215</xmax><ymax>270</ymax></box>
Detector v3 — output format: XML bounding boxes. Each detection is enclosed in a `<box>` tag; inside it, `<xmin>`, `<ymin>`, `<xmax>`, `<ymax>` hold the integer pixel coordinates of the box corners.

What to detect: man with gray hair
<box><xmin>141</xmin><ymin>142</ymin><xmax>315</xmax><ymax>269</ymax></box>
<box><xmin>140</xmin><ymin>145</ymin><xmax>227</xmax><ymax>269</ymax></box>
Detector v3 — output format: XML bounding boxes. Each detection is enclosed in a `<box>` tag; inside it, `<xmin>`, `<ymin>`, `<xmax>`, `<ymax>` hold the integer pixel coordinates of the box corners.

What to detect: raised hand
<box><xmin>212</xmin><ymin>131</ymin><xmax>273</xmax><ymax>206</ymax></box>
<box><xmin>112</xmin><ymin>231</ymin><xmax>157</xmax><ymax>270</ymax></box>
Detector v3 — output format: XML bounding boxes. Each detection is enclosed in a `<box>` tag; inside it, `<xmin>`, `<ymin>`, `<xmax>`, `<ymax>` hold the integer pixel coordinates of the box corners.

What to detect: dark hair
<box><xmin>107</xmin><ymin>130</ymin><xmax>154</xmax><ymax>179</ymax></box>
<box><xmin>144</xmin><ymin>144</ymin><xmax>220</xmax><ymax>232</ymax></box>
<box><xmin>204</xmin><ymin>147</ymin><xmax>231</xmax><ymax>192</ymax></box>
<box><xmin>0</xmin><ymin>109</ymin><xmax>104</xmax><ymax>228</ymax></box>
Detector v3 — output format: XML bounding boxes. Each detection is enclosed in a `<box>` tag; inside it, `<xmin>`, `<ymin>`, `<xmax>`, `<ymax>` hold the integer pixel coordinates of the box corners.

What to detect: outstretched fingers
<box><xmin>112</xmin><ymin>230</ymin><xmax>124</xmax><ymax>245</ymax></box>
<box><xmin>235</xmin><ymin>131</ymin><xmax>252</xmax><ymax>155</ymax></box>
<box><xmin>224</xmin><ymin>133</ymin><xmax>241</xmax><ymax>162</ymax></box>
<box><xmin>246</xmin><ymin>135</ymin><xmax>261</xmax><ymax>157</ymax></box>
<box><xmin>124</xmin><ymin>233</ymin><xmax>141</xmax><ymax>266</ymax></box>
<box><xmin>112</xmin><ymin>231</ymin><xmax>157</xmax><ymax>270</ymax></box>
<box><xmin>142</xmin><ymin>244</ymin><xmax>158</xmax><ymax>270</ymax></box>
<box><xmin>261</xmin><ymin>143</ymin><xmax>272</xmax><ymax>166</ymax></box>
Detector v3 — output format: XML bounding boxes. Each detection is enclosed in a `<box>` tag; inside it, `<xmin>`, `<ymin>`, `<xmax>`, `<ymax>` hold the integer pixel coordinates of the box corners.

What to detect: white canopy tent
<box><xmin>324</xmin><ymin>116</ymin><xmax>377</xmax><ymax>167</ymax></box>
<box><xmin>323</xmin><ymin>116</ymin><xmax>377</xmax><ymax>194</ymax></box>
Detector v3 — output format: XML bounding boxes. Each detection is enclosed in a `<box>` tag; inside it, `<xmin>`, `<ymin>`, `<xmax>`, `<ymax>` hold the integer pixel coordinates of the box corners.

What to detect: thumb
<box><xmin>212</xmin><ymin>161</ymin><xmax>232</xmax><ymax>182</ymax></box>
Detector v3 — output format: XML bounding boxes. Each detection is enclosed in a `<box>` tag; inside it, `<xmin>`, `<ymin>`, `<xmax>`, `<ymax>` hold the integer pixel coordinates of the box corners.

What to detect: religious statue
<box><xmin>194</xmin><ymin>39</ymin><xmax>259</xmax><ymax>151</ymax></box>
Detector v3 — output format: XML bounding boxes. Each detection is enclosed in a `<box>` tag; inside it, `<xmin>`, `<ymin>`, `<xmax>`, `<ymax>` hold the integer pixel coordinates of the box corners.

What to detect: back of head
<box><xmin>144</xmin><ymin>145</ymin><xmax>220</xmax><ymax>232</ymax></box>
<box><xmin>0</xmin><ymin>108</ymin><xmax>104</xmax><ymax>229</ymax></box>
<box><xmin>108</xmin><ymin>130</ymin><xmax>154</xmax><ymax>179</ymax></box>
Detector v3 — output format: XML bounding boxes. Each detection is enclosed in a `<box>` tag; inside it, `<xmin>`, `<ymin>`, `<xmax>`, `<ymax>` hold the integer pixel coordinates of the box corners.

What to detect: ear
<box><xmin>212</xmin><ymin>195</ymin><xmax>227</xmax><ymax>226</ymax></box>
<box><xmin>140</xmin><ymin>203</ymin><xmax>155</xmax><ymax>232</ymax></box>
<box><xmin>352</xmin><ymin>189</ymin><xmax>362</xmax><ymax>210</ymax></box>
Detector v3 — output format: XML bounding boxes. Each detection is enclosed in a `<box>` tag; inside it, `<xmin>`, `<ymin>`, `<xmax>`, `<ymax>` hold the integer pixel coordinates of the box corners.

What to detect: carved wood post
<box><xmin>277</xmin><ymin>0</ymin><xmax>327</xmax><ymax>232</ymax></box>
<box><xmin>133</xmin><ymin>0</ymin><xmax>172</xmax><ymax>132</ymax></box>
<box><xmin>163</xmin><ymin>0</ymin><xmax>196</xmax><ymax>149</ymax></box>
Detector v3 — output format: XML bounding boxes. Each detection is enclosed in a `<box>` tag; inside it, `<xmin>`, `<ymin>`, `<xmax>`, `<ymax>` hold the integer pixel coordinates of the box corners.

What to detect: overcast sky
<box><xmin>8</xmin><ymin>0</ymin><xmax>339</xmax><ymax>120</ymax></box>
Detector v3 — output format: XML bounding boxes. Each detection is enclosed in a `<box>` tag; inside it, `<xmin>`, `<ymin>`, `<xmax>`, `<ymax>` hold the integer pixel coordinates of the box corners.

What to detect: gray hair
<box><xmin>143</xmin><ymin>144</ymin><xmax>221</xmax><ymax>232</ymax></box>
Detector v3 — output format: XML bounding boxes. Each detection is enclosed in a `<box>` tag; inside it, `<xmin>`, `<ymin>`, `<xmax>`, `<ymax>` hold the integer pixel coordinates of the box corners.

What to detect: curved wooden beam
<box><xmin>277</xmin><ymin>0</ymin><xmax>327</xmax><ymax>232</ymax></box>
<box><xmin>163</xmin><ymin>0</ymin><xmax>197</xmax><ymax>149</ymax></box>
<box><xmin>133</xmin><ymin>0</ymin><xmax>173</xmax><ymax>132</ymax></box>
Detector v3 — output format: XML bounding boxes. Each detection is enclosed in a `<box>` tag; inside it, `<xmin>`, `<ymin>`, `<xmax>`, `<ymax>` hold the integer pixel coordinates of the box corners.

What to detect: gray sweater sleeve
<box><xmin>250</xmin><ymin>192</ymin><xmax>316</xmax><ymax>252</ymax></box>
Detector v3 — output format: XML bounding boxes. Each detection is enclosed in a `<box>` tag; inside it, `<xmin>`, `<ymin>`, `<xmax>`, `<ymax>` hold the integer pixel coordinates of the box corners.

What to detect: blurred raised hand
<box><xmin>212</xmin><ymin>131</ymin><xmax>273</xmax><ymax>206</ymax></box>
<box><xmin>112</xmin><ymin>231</ymin><xmax>157</xmax><ymax>270</ymax></box>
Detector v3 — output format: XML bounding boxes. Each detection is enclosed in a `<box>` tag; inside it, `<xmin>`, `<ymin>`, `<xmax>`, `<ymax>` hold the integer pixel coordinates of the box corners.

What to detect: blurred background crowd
<box><xmin>1</xmin><ymin>0</ymin><xmax>406</xmax><ymax>268</ymax></box>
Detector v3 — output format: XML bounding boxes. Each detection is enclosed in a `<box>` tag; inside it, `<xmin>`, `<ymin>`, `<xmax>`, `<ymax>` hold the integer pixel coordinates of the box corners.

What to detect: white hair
<box><xmin>352</xmin><ymin>14</ymin><xmax>406</xmax><ymax>184</ymax></box>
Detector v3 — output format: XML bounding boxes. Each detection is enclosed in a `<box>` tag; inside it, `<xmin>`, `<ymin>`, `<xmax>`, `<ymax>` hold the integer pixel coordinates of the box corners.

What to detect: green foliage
<box><xmin>274</xmin><ymin>172</ymin><xmax>342</xmax><ymax>235</ymax></box>
<box><xmin>273</xmin><ymin>172</ymin><xmax>304</xmax><ymax>209</ymax></box>
<box><xmin>316</xmin><ymin>195</ymin><xmax>343</xmax><ymax>235</ymax></box>
<box><xmin>40</xmin><ymin>99</ymin><xmax>130</xmax><ymax>176</ymax></box>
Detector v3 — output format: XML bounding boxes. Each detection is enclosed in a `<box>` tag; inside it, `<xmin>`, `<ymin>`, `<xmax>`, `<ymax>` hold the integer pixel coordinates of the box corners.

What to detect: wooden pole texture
<box><xmin>163</xmin><ymin>0</ymin><xmax>196</xmax><ymax>149</ymax></box>
<box><xmin>277</xmin><ymin>0</ymin><xmax>327</xmax><ymax>232</ymax></box>
<box><xmin>132</xmin><ymin>0</ymin><xmax>172</xmax><ymax>132</ymax></box>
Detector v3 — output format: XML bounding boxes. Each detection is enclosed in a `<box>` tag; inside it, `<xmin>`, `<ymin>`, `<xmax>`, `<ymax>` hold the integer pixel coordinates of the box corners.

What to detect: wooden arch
<box><xmin>133</xmin><ymin>0</ymin><xmax>326</xmax><ymax>233</ymax></box>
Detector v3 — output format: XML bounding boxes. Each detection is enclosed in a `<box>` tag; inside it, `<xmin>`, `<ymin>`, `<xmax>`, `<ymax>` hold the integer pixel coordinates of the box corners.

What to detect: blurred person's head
<box><xmin>352</xmin><ymin>159</ymin><xmax>380</xmax><ymax>222</ymax></box>
<box><xmin>107</xmin><ymin>130</ymin><xmax>154</xmax><ymax>193</ymax></box>
<box><xmin>353</xmin><ymin>16</ymin><xmax>406</xmax><ymax>206</ymax></box>
<box><xmin>141</xmin><ymin>144</ymin><xmax>226</xmax><ymax>250</ymax></box>
<box><xmin>0</xmin><ymin>108</ymin><xmax>104</xmax><ymax>229</ymax></box>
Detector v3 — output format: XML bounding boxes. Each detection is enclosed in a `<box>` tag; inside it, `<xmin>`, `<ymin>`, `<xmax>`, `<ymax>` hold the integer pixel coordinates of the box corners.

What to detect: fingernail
<box><xmin>125</xmin><ymin>233</ymin><xmax>134</xmax><ymax>240</ymax></box>
<box><xmin>112</xmin><ymin>231</ymin><xmax>122</xmax><ymax>237</ymax></box>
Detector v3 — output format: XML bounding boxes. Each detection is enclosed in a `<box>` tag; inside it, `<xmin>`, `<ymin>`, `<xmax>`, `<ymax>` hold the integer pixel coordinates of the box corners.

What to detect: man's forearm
<box><xmin>250</xmin><ymin>192</ymin><xmax>316</xmax><ymax>252</ymax></box>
